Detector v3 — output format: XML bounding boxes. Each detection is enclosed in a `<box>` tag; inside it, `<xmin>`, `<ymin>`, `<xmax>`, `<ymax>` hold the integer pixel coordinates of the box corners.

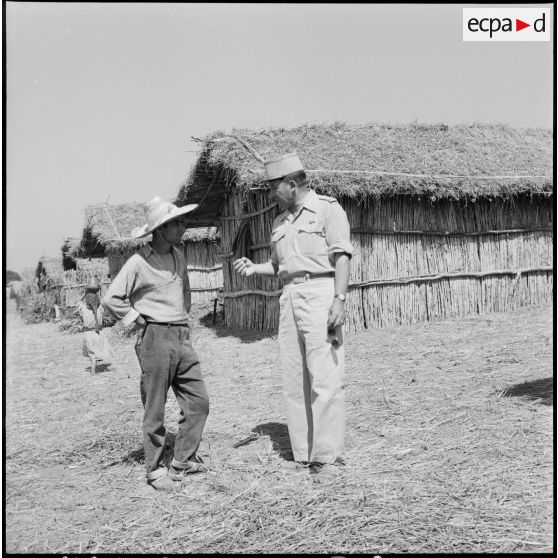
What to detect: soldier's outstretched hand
<box><xmin>233</xmin><ymin>257</ymin><xmax>256</xmax><ymax>277</ymax></box>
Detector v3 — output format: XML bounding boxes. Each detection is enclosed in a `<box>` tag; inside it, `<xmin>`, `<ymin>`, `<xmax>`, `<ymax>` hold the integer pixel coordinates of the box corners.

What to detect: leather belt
<box><xmin>283</xmin><ymin>272</ymin><xmax>334</xmax><ymax>285</ymax></box>
<box><xmin>146</xmin><ymin>321</ymin><xmax>189</xmax><ymax>328</ymax></box>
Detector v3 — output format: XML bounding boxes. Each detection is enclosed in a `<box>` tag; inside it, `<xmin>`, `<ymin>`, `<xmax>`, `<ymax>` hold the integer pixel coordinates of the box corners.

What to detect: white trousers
<box><xmin>278</xmin><ymin>277</ymin><xmax>345</xmax><ymax>464</ymax></box>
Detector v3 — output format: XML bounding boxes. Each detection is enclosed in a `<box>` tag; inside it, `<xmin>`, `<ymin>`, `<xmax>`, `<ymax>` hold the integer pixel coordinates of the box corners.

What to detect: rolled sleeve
<box><xmin>325</xmin><ymin>202</ymin><xmax>353</xmax><ymax>257</ymax></box>
<box><xmin>269</xmin><ymin>242</ymin><xmax>279</xmax><ymax>267</ymax></box>
<box><xmin>120</xmin><ymin>307</ymin><xmax>140</xmax><ymax>327</ymax></box>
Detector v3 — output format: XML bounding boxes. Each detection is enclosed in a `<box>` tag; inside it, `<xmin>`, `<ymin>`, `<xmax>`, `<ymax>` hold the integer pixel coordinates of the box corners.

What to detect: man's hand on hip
<box><xmin>133</xmin><ymin>315</ymin><xmax>147</xmax><ymax>331</ymax></box>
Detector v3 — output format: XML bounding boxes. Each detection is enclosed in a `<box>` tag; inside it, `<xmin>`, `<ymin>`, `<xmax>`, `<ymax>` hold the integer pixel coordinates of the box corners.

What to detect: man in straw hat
<box><xmin>233</xmin><ymin>153</ymin><xmax>353</xmax><ymax>472</ymax></box>
<box><xmin>102</xmin><ymin>196</ymin><xmax>210</xmax><ymax>491</ymax></box>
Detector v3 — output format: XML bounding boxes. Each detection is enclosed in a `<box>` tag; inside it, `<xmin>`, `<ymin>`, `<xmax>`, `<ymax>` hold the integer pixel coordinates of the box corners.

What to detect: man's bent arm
<box><xmin>254</xmin><ymin>261</ymin><xmax>278</xmax><ymax>276</ymax></box>
<box><xmin>333</xmin><ymin>253</ymin><xmax>350</xmax><ymax>297</ymax></box>
<box><xmin>101</xmin><ymin>260</ymin><xmax>140</xmax><ymax>326</ymax></box>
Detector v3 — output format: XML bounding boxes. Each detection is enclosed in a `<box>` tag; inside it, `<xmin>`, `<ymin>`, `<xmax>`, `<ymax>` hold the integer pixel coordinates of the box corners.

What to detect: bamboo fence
<box><xmin>47</xmin><ymin>269</ymin><xmax>111</xmax><ymax>308</ymax></box>
<box><xmin>221</xmin><ymin>192</ymin><xmax>553</xmax><ymax>333</ymax></box>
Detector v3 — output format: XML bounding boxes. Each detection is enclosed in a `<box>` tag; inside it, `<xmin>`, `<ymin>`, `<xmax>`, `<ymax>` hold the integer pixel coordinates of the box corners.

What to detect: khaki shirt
<box><xmin>270</xmin><ymin>189</ymin><xmax>353</xmax><ymax>280</ymax></box>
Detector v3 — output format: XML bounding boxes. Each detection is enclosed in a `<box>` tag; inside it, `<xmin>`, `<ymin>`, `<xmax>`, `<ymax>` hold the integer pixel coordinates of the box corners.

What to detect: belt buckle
<box><xmin>296</xmin><ymin>273</ymin><xmax>310</xmax><ymax>284</ymax></box>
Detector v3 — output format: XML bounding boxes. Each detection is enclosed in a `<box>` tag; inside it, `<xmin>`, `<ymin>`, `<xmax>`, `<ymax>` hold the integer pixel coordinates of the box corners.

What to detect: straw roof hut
<box><xmin>80</xmin><ymin>202</ymin><xmax>222</xmax><ymax>303</ymax></box>
<box><xmin>34</xmin><ymin>256</ymin><xmax>66</xmax><ymax>307</ymax></box>
<box><xmin>79</xmin><ymin>202</ymin><xmax>147</xmax><ymax>278</ymax></box>
<box><xmin>175</xmin><ymin>122</ymin><xmax>553</xmax><ymax>333</ymax></box>
<box><xmin>35</xmin><ymin>256</ymin><xmax>65</xmax><ymax>281</ymax></box>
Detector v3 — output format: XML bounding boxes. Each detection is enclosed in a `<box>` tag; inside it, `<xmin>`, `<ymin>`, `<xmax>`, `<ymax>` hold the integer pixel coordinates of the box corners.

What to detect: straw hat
<box><xmin>132</xmin><ymin>196</ymin><xmax>198</xmax><ymax>239</ymax></box>
<box><xmin>85</xmin><ymin>277</ymin><xmax>100</xmax><ymax>292</ymax></box>
<box><xmin>264</xmin><ymin>153</ymin><xmax>304</xmax><ymax>181</ymax></box>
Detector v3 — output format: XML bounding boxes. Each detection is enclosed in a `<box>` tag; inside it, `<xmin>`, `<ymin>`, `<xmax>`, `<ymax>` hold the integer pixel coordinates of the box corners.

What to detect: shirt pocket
<box><xmin>296</xmin><ymin>220</ymin><xmax>328</xmax><ymax>256</ymax></box>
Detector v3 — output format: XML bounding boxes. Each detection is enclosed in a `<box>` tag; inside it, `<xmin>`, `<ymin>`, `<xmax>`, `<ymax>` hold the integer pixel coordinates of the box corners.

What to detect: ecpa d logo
<box><xmin>463</xmin><ymin>8</ymin><xmax>550</xmax><ymax>41</ymax></box>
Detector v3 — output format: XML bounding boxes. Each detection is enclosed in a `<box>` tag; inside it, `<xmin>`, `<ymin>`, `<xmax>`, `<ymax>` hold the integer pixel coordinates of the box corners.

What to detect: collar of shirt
<box><xmin>278</xmin><ymin>189</ymin><xmax>320</xmax><ymax>224</ymax></box>
<box><xmin>138</xmin><ymin>242</ymin><xmax>180</xmax><ymax>259</ymax></box>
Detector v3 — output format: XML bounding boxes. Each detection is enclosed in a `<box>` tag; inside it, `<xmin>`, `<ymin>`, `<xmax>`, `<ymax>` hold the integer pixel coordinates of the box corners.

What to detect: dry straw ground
<box><xmin>4</xmin><ymin>298</ymin><xmax>553</xmax><ymax>554</ymax></box>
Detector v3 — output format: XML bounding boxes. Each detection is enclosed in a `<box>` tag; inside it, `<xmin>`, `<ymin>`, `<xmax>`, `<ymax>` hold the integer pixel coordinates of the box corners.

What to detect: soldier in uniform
<box><xmin>233</xmin><ymin>153</ymin><xmax>353</xmax><ymax>471</ymax></box>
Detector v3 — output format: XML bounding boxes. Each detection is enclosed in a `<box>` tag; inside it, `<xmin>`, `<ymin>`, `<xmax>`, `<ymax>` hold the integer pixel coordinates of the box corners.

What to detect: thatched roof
<box><xmin>83</xmin><ymin>202</ymin><xmax>148</xmax><ymax>253</ymax></box>
<box><xmin>182</xmin><ymin>226</ymin><xmax>219</xmax><ymax>242</ymax></box>
<box><xmin>63</xmin><ymin>237</ymin><xmax>84</xmax><ymax>259</ymax></box>
<box><xmin>37</xmin><ymin>256</ymin><xmax>64</xmax><ymax>277</ymax></box>
<box><xmin>81</xmin><ymin>202</ymin><xmax>218</xmax><ymax>253</ymax></box>
<box><xmin>74</xmin><ymin>257</ymin><xmax>110</xmax><ymax>277</ymax></box>
<box><xmin>175</xmin><ymin>122</ymin><xmax>552</xmax><ymax>225</ymax></box>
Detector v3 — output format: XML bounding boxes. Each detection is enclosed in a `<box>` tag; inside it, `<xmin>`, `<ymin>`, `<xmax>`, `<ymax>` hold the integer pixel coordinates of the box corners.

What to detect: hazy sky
<box><xmin>5</xmin><ymin>2</ymin><xmax>554</xmax><ymax>274</ymax></box>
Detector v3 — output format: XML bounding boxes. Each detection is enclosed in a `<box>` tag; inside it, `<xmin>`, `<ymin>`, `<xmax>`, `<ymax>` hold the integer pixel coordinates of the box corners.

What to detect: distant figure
<box><xmin>38</xmin><ymin>270</ymin><xmax>51</xmax><ymax>292</ymax></box>
<box><xmin>77</xmin><ymin>277</ymin><xmax>114</xmax><ymax>375</ymax></box>
<box><xmin>9</xmin><ymin>280</ymin><xmax>25</xmax><ymax>313</ymax></box>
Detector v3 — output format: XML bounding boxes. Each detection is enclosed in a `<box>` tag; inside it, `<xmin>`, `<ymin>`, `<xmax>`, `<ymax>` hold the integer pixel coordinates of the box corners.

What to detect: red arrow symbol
<box><xmin>516</xmin><ymin>19</ymin><xmax>530</xmax><ymax>31</ymax></box>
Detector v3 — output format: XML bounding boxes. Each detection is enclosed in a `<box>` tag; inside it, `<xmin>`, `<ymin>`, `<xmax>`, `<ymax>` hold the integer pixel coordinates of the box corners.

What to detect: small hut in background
<box><xmin>36</xmin><ymin>255</ymin><xmax>64</xmax><ymax>277</ymax></box>
<box><xmin>32</xmin><ymin>255</ymin><xmax>65</xmax><ymax>314</ymax></box>
<box><xmin>80</xmin><ymin>202</ymin><xmax>223</xmax><ymax>305</ymax></box>
<box><xmin>35</xmin><ymin>256</ymin><xmax>65</xmax><ymax>287</ymax></box>
<box><xmin>80</xmin><ymin>202</ymin><xmax>145</xmax><ymax>278</ymax></box>
<box><xmin>175</xmin><ymin>122</ymin><xmax>553</xmax><ymax>333</ymax></box>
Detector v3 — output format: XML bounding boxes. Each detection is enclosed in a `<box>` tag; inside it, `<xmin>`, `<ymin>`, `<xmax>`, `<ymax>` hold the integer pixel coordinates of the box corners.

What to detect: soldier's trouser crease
<box><xmin>278</xmin><ymin>277</ymin><xmax>346</xmax><ymax>464</ymax></box>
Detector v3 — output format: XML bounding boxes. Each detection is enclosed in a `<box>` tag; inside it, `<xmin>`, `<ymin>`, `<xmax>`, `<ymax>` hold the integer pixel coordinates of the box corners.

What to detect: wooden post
<box><xmin>213</xmin><ymin>297</ymin><xmax>218</xmax><ymax>325</ymax></box>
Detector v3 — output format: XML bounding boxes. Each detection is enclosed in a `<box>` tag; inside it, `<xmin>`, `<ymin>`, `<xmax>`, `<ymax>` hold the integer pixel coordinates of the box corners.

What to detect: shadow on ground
<box><xmin>87</xmin><ymin>363</ymin><xmax>113</xmax><ymax>375</ymax></box>
<box><xmin>196</xmin><ymin>309</ymin><xmax>276</xmax><ymax>343</ymax></box>
<box><xmin>123</xmin><ymin>432</ymin><xmax>178</xmax><ymax>466</ymax></box>
<box><xmin>502</xmin><ymin>377</ymin><xmax>553</xmax><ymax>406</ymax></box>
<box><xmin>252</xmin><ymin>422</ymin><xmax>293</xmax><ymax>461</ymax></box>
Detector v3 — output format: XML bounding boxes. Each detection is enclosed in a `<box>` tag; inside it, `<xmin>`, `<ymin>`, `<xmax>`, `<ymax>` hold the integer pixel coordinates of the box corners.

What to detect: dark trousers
<box><xmin>135</xmin><ymin>323</ymin><xmax>209</xmax><ymax>475</ymax></box>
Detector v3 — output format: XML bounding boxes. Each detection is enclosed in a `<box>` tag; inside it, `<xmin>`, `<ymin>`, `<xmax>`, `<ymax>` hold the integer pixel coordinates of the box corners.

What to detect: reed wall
<box><xmin>220</xmin><ymin>190</ymin><xmax>282</xmax><ymax>330</ymax></box>
<box><xmin>184</xmin><ymin>241</ymin><xmax>223</xmax><ymax>304</ymax></box>
<box><xmin>222</xmin><ymin>191</ymin><xmax>553</xmax><ymax>333</ymax></box>
<box><xmin>107</xmin><ymin>251</ymin><xmax>138</xmax><ymax>279</ymax></box>
<box><xmin>50</xmin><ymin>269</ymin><xmax>111</xmax><ymax>307</ymax></box>
<box><xmin>75</xmin><ymin>257</ymin><xmax>110</xmax><ymax>278</ymax></box>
